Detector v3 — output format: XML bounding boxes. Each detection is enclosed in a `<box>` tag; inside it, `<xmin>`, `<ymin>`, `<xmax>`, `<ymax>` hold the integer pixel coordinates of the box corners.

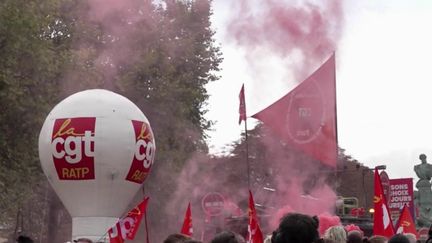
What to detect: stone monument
<box><xmin>414</xmin><ymin>154</ymin><xmax>432</xmax><ymax>226</ymax></box>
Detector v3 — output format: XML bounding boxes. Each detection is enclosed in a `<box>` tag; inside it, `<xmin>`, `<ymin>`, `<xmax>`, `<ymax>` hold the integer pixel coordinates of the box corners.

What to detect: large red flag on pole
<box><xmin>373</xmin><ymin>169</ymin><xmax>395</xmax><ymax>237</ymax></box>
<box><xmin>239</xmin><ymin>84</ymin><xmax>247</xmax><ymax>125</ymax></box>
<box><xmin>180</xmin><ymin>203</ymin><xmax>193</xmax><ymax>236</ymax></box>
<box><xmin>396</xmin><ymin>205</ymin><xmax>418</xmax><ymax>237</ymax></box>
<box><xmin>247</xmin><ymin>190</ymin><xmax>264</xmax><ymax>243</ymax></box>
<box><xmin>252</xmin><ymin>54</ymin><xmax>337</xmax><ymax>167</ymax></box>
<box><xmin>108</xmin><ymin>197</ymin><xmax>149</xmax><ymax>243</ymax></box>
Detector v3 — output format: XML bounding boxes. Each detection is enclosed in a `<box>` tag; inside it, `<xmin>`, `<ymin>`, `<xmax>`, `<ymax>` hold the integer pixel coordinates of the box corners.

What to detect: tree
<box><xmin>0</xmin><ymin>0</ymin><xmax>70</xmax><ymax>240</ymax></box>
<box><xmin>114</xmin><ymin>1</ymin><xmax>222</xmax><ymax>241</ymax></box>
<box><xmin>1</xmin><ymin>0</ymin><xmax>222</xmax><ymax>241</ymax></box>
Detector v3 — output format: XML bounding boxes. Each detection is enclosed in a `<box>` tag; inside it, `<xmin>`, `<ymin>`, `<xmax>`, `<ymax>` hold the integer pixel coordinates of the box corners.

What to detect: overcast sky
<box><xmin>204</xmin><ymin>0</ymin><xmax>432</xmax><ymax>181</ymax></box>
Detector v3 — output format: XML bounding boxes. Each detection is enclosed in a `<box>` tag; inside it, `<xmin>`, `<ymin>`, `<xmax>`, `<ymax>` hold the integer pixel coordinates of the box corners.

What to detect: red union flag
<box><xmin>396</xmin><ymin>205</ymin><xmax>418</xmax><ymax>237</ymax></box>
<box><xmin>126</xmin><ymin>120</ymin><xmax>156</xmax><ymax>184</ymax></box>
<box><xmin>252</xmin><ymin>54</ymin><xmax>337</xmax><ymax>167</ymax></box>
<box><xmin>108</xmin><ymin>197</ymin><xmax>149</xmax><ymax>243</ymax></box>
<box><xmin>239</xmin><ymin>84</ymin><xmax>247</xmax><ymax>125</ymax></box>
<box><xmin>247</xmin><ymin>190</ymin><xmax>263</xmax><ymax>243</ymax></box>
<box><xmin>373</xmin><ymin>168</ymin><xmax>395</xmax><ymax>237</ymax></box>
<box><xmin>51</xmin><ymin>117</ymin><xmax>96</xmax><ymax>180</ymax></box>
<box><xmin>180</xmin><ymin>203</ymin><xmax>193</xmax><ymax>236</ymax></box>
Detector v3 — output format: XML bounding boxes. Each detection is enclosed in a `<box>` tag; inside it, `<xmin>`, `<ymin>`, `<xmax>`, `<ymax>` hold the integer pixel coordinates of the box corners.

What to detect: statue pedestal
<box><xmin>416</xmin><ymin>180</ymin><xmax>432</xmax><ymax>204</ymax></box>
<box><xmin>416</xmin><ymin>179</ymin><xmax>432</xmax><ymax>226</ymax></box>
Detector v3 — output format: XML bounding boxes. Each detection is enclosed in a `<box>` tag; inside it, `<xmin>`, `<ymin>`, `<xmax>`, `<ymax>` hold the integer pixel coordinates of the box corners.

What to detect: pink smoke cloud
<box><xmin>62</xmin><ymin>0</ymin><xmax>155</xmax><ymax>92</ymax></box>
<box><xmin>227</xmin><ymin>0</ymin><xmax>344</xmax><ymax>80</ymax></box>
<box><xmin>318</xmin><ymin>213</ymin><xmax>341</xmax><ymax>236</ymax></box>
<box><xmin>216</xmin><ymin>0</ymin><xmax>345</xmax><ymax>233</ymax></box>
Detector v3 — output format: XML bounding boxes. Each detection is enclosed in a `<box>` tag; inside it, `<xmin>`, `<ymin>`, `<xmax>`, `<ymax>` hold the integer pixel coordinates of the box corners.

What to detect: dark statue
<box><xmin>414</xmin><ymin>154</ymin><xmax>432</xmax><ymax>226</ymax></box>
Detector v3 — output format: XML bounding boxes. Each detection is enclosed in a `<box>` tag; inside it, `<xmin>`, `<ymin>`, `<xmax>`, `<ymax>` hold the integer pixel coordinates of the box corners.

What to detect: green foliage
<box><xmin>113</xmin><ymin>1</ymin><xmax>222</xmax><ymax>239</ymax></box>
<box><xmin>0</xmin><ymin>0</ymin><xmax>221</xmax><ymax>240</ymax></box>
<box><xmin>0</xmin><ymin>0</ymin><xmax>69</xmax><ymax>227</ymax></box>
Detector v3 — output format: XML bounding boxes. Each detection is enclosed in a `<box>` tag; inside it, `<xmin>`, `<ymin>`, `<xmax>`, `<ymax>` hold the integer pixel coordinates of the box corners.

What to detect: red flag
<box><xmin>247</xmin><ymin>190</ymin><xmax>264</xmax><ymax>243</ymax></box>
<box><xmin>108</xmin><ymin>197</ymin><xmax>149</xmax><ymax>243</ymax></box>
<box><xmin>373</xmin><ymin>169</ymin><xmax>395</xmax><ymax>237</ymax></box>
<box><xmin>239</xmin><ymin>84</ymin><xmax>247</xmax><ymax>125</ymax></box>
<box><xmin>396</xmin><ymin>205</ymin><xmax>418</xmax><ymax>237</ymax></box>
<box><xmin>252</xmin><ymin>54</ymin><xmax>337</xmax><ymax>167</ymax></box>
<box><xmin>180</xmin><ymin>203</ymin><xmax>193</xmax><ymax>236</ymax></box>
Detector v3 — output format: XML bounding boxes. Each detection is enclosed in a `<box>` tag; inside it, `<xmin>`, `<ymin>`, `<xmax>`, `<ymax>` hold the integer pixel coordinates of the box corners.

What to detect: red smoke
<box><xmin>166</xmin><ymin>126</ymin><xmax>340</xmax><ymax>239</ymax></box>
<box><xmin>227</xmin><ymin>0</ymin><xmax>343</xmax><ymax>80</ymax></box>
<box><xmin>221</xmin><ymin>0</ymin><xmax>344</xmax><ymax>234</ymax></box>
<box><xmin>63</xmin><ymin>0</ymin><xmax>155</xmax><ymax>92</ymax></box>
<box><xmin>63</xmin><ymin>0</ymin><xmax>346</xmax><ymax>241</ymax></box>
<box><xmin>88</xmin><ymin>0</ymin><xmax>154</xmax><ymax>80</ymax></box>
<box><xmin>257</xmin><ymin>130</ymin><xmax>339</xmax><ymax>231</ymax></box>
<box><xmin>318</xmin><ymin>213</ymin><xmax>341</xmax><ymax>236</ymax></box>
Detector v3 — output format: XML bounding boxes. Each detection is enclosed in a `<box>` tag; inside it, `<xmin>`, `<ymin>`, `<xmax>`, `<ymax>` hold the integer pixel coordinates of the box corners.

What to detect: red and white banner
<box><xmin>108</xmin><ymin>197</ymin><xmax>149</xmax><ymax>243</ymax></box>
<box><xmin>51</xmin><ymin>118</ymin><xmax>96</xmax><ymax>180</ymax></box>
<box><xmin>388</xmin><ymin>178</ymin><xmax>414</xmax><ymax>221</ymax></box>
<box><xmin>252</xmin><ymin>54</ymin><xmax>337</xmax><ymax>167</ymax></box>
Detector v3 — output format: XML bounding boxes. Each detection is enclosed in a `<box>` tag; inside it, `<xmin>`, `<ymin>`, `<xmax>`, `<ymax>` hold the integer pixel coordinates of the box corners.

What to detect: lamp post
<box><xmin>375</xmin><ymin>165</ymin><xmax>387</xmax><ymax>170</ymax></box>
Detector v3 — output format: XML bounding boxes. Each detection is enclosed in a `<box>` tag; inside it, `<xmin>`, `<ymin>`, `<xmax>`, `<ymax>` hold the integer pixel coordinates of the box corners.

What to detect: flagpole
<box><xmin>239</xmin><ymin>83</ymin><xmax>251</xmax><ymax>190</ymax></box>
<box><xmin>333</xmin><ymin>51</ymin><xmax>339</xmax><ymax>161</ymax></box>
<box><xmin>245</xmin><ymin>117</ymin><xmax>251</xmax><ymax>190</ymax></box>
<box><xmin>144</xmin><ymin>210</ymin><xmax>150</xmax><ymax>243</ymax></box>
<box><xmin>332</xmin><ymin>51</ymin><xmax>339</xmax><ymax>193</ymax></box>
<box><xmin>143</xmin><ymin>186</ymin><xmax>150</xmax><ymax>243</ymax></box>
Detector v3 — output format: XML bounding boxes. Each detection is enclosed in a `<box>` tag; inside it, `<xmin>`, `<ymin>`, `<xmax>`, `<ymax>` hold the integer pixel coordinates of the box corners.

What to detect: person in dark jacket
<box><xmin>271</xmin><ymin>213</ymin><xmax>320</xmax><ymax>243</ymax></box>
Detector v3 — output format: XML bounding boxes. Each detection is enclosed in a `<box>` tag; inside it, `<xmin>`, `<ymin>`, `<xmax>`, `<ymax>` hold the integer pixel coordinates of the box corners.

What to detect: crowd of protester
<box><xmin>13</xmin><ymin>212</ymin><xmax>427</xmax><ymax>243</ymax></box>
<box><xmin>162</xmin><ymin>213</ymin><xmax>424</xmax><ymax>243</ymax></box>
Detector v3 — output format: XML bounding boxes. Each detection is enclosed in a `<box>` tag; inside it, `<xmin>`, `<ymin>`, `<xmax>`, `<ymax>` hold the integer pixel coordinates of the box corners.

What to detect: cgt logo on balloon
<box><xmin>126</xmin><ymin>120</ymin><xmax>155</xmax><ymax>184</ymax></box>
<box><xmin>51</xmin><ymin>118</ymin><xmax>95</xmax><ymax>180</ymax></box>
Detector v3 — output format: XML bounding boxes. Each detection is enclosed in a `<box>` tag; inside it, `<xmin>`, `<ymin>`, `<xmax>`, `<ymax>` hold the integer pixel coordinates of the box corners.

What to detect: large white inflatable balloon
<box><xmin>38</xmin><ymin>89</ymin><xmax>156</xmax><ymax>242</ymax></box>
